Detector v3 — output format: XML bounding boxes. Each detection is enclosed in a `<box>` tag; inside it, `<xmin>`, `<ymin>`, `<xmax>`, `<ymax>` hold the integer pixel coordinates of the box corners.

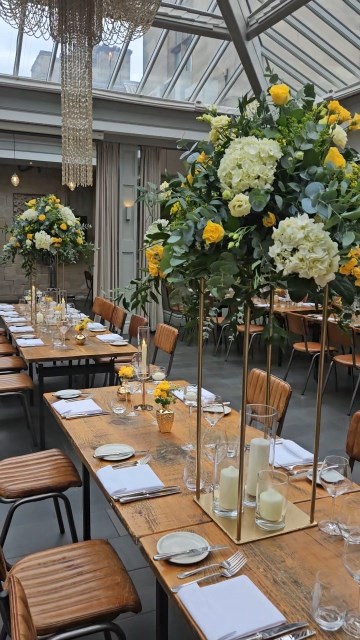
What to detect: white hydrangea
<box><xmin>34</xmin><ymin>230</ymin><xmax>52</xmax><ymax>251</ymax></box>
<box><xmin>269</xmin><ymin>214</ymin><xmax>340</xmax><ymax>287</ymax></box>
<box><xmin>217</xmin><ymin>136</ymin><xmax>282</xmax><ymax>195</ymax></box>
<box><xmin>145</xmin><ymin>219</ymin><xmax>169</xmax><ymax>243</ymax></box>
<box><xmin>59</xmin><ymin>206</ymin><xmax>76</xmax><ymax>227</ymax></box>
<box><xmin>19</xmin><ymin>209</ymin><xmax>38</xmax><ymax>221</ymax></box>
<box><xmin>331</xmin><ymin>125</ymin><xmax>347</xmax><ymax>149</ymax></box>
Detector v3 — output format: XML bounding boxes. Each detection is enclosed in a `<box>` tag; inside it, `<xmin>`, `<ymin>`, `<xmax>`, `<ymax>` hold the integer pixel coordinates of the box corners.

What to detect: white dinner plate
<box><xmin>89</xmin><ymin>327</ymin><xmax>107</xmax><ymax>333</ymax></box>
<box><xmin>110</xmin><ymin>340</ymin><xmax>129</xmax><ymax>346</ymax></box>
<box><xmin>94</xmin><ymin>443</ymin><xmax>135</xmax><ymax>461</ymax></box>
<box><xmin>156</xmin><ymin>531</ymin><xmax>210</xmax><ymax>565</ymax></box>
<box><xmin>54</xmin><ymin>389</ymin><xmax>82</xmax><ymax>399</ymax></box>
<box><xmin>18</xmin><ymin>334</ymin><xmax>36</xmax><ymax>339</ymax></box>
<box><xmin>204</xmin><ymin>405</ymin><xmax>231</xmax><ymax>416</ymax></box>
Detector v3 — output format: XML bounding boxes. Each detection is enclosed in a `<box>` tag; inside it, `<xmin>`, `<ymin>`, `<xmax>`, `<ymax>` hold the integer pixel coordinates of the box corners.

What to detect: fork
<box><xmin>177</xmin><ymin>550</ymin><xmax>245</xmax><ymax>579</ymax></box>
<box><xmin>112</xmin><ymin>453</ymin><xmax>152</xmax><ymax>469</ymax></box>
<box><xmin>171</xmin><ymin>554</ymin><xmax>247</xmax><ymax>593</ymax></box>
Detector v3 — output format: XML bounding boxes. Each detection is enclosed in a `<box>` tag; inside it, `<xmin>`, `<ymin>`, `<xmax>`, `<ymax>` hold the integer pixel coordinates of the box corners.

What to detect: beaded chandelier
<box><xmin>0</xmin><ymin>0</ymin><xmax>161</xmax><ymax>187</ymax></box>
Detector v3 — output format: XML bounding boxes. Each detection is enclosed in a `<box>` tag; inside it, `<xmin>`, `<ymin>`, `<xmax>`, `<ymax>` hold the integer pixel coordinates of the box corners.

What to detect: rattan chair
<box><xmin>0</xmin><ymin>374</ymin><xmax>37</xmax><ymax>446</ymax></box>
<box><xmin>3</xmin><ymin>539</ymin><xmax>141</xmax><ymax>640</ymax></box>
<box><xmin>151</xmin><ymin>323</ymin><xmax>179</xmax><ymax>376</ymax></box>
<box><xmin>247</xmin><ymin>368</ymin><xmax>292</xmax><ymax>436</ymax></box>
<box><xmin>323</xmin><ymin>322</ymin><xmax>360</xmax><ymax>415</ymax></box>
<box><xmin>346</xmin><ymin>411</ymin><xmax>360</xmax><ymax>471</ymax></box>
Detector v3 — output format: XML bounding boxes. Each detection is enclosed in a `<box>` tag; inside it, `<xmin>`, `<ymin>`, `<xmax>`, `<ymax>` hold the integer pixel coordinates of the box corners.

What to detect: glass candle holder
<box><xmin>244</xmin><ymin>404</ymin><xmax>278</xmax><ymax>508</ymax></box>
<box><xmin>213</xmin><ymin>441</ymin><xmax>241</xmax><ymax>518</ymax></box>
<box><xmin>256</xmin><ymin>470</ymin><xmax>288</xmax><ymax>531</ymax></box>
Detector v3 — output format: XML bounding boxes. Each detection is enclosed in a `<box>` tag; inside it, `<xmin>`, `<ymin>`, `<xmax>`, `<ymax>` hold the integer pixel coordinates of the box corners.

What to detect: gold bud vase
<box><xmin>156</xmin><ymin>409</ymin><xmax>175</xmax><ymax>433</ymax></box>
<box><xmin>75</xmin><ymin>332</ymin><xmax>86</xmax><ymax>345</ymax></box>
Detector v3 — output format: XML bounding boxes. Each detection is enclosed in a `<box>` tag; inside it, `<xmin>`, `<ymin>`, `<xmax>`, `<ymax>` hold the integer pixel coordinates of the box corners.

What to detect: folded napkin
<box><xmin>9</xmin><ymin>325</ymin><xmax>34</xmax><ymax>333</ymax></box>
<box><xmin>173</xmin><ymin>388</ymin><xmax>215</xmax><ymax>403</ymax></box>
<box><xmin>96</xmin><ymin>334</ymin><xmax>125</xmax><ymax>343</ymax></box>
<box><xmin>96</xmin><ymin>464</ymin><xmax>164</xmax><ymax>495</ymax></box>
<box><xmin>87</xmin><ymin>322</ymin><xmax>104</xmax><ymax>330</ymax></box>
<box><xmin>52</xmin><ymin>398</ymin><xmax>103</xmax><ymax>417</ymax></box>
<box><xmin>177</xmin><ymin>575</ymin><xmax>285</xmax><ymax>640</ymax></box>
<box><xmin>272</xmin><ymin>439</ymin><xmax>313</xmax><ymax>468</ymax></box>
<box><xmin>0</xmin><ymin>304</ymin><xmax>15</xmax><ymax>309</ymax></box>
<box><xmin>17</xmin><ymin>338</ymin><xmax>44</xmax><ymax>347</ymax></box>
<box><xmin>301</xmin><ymin>302</ymin><xmax>315</xmax><ymax>307</ymax></box>
<box><xmin>6</xmin><ymin>316</ymin><xmax>26</xmax><ymax>322</ymax></box>
<box><xmin>1</xmin><ymin>312</ymin><xmax>19</xmax><ymax>317</ymax></box>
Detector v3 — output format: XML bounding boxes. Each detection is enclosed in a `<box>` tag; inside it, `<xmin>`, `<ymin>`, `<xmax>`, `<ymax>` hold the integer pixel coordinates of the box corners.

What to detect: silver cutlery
<box><xmin>93</xmin><ymin>449</ymin><xmax>148</xmax><ymax>459</ymax></box>
<box><xmin>118</xmin><ymin>487</ymin><xmax>181</xmax><ymax>503</ymax></box>
<box><xmin>171</xmin><ymin>555</ymin><xmax>246</xmax><ymax>592</ymax></box>
<box><xmin>64</xmin><ymin>410</ymin><xmax>110</xmax><ymax>419</ymax></box>
<box><xmin>154</xmin><ymin>544</ymin><xmax>228</xmax><ymax>561</ymax></box>
<box><xmin>219</xmin><ymin>622</ymin><xmax>310</xmax><ymax>640</ymax></box>
<box><xmin>112</xmin><ymin>453</ymin><xmax>152</xmax><ymax>469</ymax></box>
<box><xmin>113</xmin><ymin>484</ymin><xmax>179</xmax><ymax>499</ymax></box>
<box><xmin>280</xmin><ymin>462</ymin><xmax>316</xmax><ymax>472</ymax></box>
<box><xmin>177</xmin><ymin>550</ymin><xmax>245</xmax><ymax>578</ymax></box>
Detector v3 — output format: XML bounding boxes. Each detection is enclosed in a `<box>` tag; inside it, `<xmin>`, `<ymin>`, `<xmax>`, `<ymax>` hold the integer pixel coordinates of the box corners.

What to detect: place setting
<box><xmin>52</xmin><ymin>396</ymin><xmax>109</xmax><ymax>419</ymax></box>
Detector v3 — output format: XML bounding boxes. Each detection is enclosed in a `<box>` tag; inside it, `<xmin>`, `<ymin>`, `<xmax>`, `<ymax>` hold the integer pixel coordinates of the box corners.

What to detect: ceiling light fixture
<box><xmin>0</xmin><ymin>0</ymin><xmax>160</xmax><ymax>188</ymax></box>
<box><xmin>10</xmin><ymin>134</ymin><xmax>19</xmax><ymax>187</ymax></box>
<box><xmin>67</xmin><ymin>181</ymin><xmax>76</xmax><ymax>191</ymax></box>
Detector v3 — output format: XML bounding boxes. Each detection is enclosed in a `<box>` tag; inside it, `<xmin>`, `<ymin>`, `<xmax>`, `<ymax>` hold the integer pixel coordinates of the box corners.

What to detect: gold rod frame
<box><xmin>236</xmin><ymin>303</ymin><xmax>251</xmax><ymax>541</ymax></box>
<box><xmin>310</xmin><ymin>284</ymin><xmax>329</xmax><ymax>522</ymax></box>
<box><xmin>196</xmin><ymin>278</ymin><xmax>205</xmax><ymax>500</ymax></box>
<box><xmin>266</xmin><ymin>288</ymin><xmax>275</xmax><ymax>407</ymax></box>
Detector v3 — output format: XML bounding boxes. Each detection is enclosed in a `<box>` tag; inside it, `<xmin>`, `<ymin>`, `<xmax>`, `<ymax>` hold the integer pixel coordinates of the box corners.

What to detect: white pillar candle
<box><xmin>152</xmin><ymin>371</ymin><xmax>166</xmax><ymax>381</ymax></box>
<box><xmin>219</xmin><ymin>465</ymin><xmax>239</xmax><ymax>510</ymax></box>
<box><xmin>61</xmin><ymin>297</ymin><xmax>66</xmax><ymax>320</ymax></box>
<box><xmin>36</xmin><ymin>311</ymin><xmax>44</xmax><ymax>325</ymax></box>
<box><xmin>246</xmin><ymin>438</ymin><xmax>270</xmax><ymax>497</ymax></box>
<box><xmin>141</xmin><ymin>339</ymin><xmax>147</xmax><ymax>374</ymax></box>
<box><xmin>259</xmin><ymin>488</ymin><xmax>284</xmax><ymax>521</ymax></box>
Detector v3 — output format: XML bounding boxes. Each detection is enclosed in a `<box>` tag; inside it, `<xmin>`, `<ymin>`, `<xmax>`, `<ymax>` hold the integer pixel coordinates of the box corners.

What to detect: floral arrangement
<box><xmin>121</xmin><ymin>75</ymin><xmax>360</xmax><ymax>326</ymax></box>
<box><xmin>153</xmin><ymin>380</ymin><xmax>177</xmax><ymax>409</ymax></box>
<box><xmin>2</xmin><ymin>194</ymin><xmax>89</xmax><ymax>277</ymax></box>
<box><xmin>74</xmin><ymin>317</ymin><xmax>91</xmax><ymax>333</ymax></box>
<box><xmin>118</xmin><ymin>365</ymin><xmax>135</xmax><ymax>379</ymax></box>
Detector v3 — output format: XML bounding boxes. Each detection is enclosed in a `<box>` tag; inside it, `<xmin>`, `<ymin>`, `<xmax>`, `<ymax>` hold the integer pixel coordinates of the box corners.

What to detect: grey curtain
<box><xmin>139</xmin><ymin>146</ymin><xmax>163</xmax><ymax>330</ymax></box>
<box><xmin>94</xmin><ymin>141</ymin><xmax>120</xmax><ymax>299</ymax></box>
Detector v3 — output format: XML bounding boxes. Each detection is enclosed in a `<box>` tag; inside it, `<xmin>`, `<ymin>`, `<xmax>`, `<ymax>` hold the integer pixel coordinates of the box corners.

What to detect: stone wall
<box><xmin>0</xmin><ymin>165</ymin><xmax>94</xmax><ymax>302</ymax></box>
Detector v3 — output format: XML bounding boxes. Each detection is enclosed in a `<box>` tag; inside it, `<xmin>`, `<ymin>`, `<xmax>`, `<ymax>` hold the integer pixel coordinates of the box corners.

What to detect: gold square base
<box><xmin>194</xmin><ymin>494</ymin><xmax>316</xmax><ymax>544</ymax></box>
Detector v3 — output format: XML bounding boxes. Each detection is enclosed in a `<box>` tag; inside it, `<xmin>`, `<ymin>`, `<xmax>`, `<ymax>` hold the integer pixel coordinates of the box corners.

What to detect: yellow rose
<box><xmin>352</xmin><ymin>267</ymin><xmax>360</xmax><ymax>280</ymax></box>
<box><xmin>263</xmin><ymin>212</ymin><xmax>276</xmax><ymax>228</ymax></box>
<box><xmin>51</xmin><ymin>237</ymin><xmax>62</xmax><ymax>244</ymax></box>
<box><xmin>157</xmin><ymin>381</ymin><xmax>171</xmax><ymax>392</ymax></box>
<box><xmin>203</xmin><ymin>220</ymin><xmax>225</xmax><ymax>244</ymax></box>
<box><xmin>26</xmin><ymin>233</ymin><xmax>33</xmax><ymax>239</ymax></box>
<box><xmin>349</xmin><ymin>247</ymin><xmax>360</xmax><ymax>259</ymax></box>
<box><xmin>26</xmin><ymin>199</ymin><xmax>37</xmax><ymax>206</ymax></box>
<box><xmin>196</xmin><ymin>151</ymin><xmax>208</xmax><ymax>164</ymax></box>
<box><xmin>38</xmin><ymin>214</ymin><xmax>46</xmax><ymax>221</ymax></box>
<box><xmin>269</xmin><ymin>84</ymin><xmax>291</xmax><ymax>106</ymax></box>
<box><xmin>339</xmin><ymin>258</ymin><xmax>357</xmax><ymax>275</ymax></box>
<box><xmin>119</xmin><ymin>365</ymin><xmax>134</xmax><ymax>378</ymax></box>
<box><xmin>324</xmin><ymin>147</ymin><xmax>346</xmax><ymax>168</ymax></box>
<box><xmin>76</xmin><ymin>238</ymin><xmax>83</xmax><ymax>245</ymax></box>
<box><xmin>349</xmin><ymin>113</ymin><xmax>360</xmax><ymax>131</ymax></box>
<box><xmin>327</xmin><ymin>114</ymin><xmax>338</xmax><ymax>125</ymax></box>
<box><xmin>55</xmin><ymin>198</ymin><xmax>61</xmax><ymax>203</ymax></box>
<box><xmin>60</xmin><ymin>223</ymin><xmax>67</xmax><ymax>231</ymax></box>
<box><xmin>148</xmin><ymin>260</ymin><xmax>159</xmax><ymax>277</ymax></box>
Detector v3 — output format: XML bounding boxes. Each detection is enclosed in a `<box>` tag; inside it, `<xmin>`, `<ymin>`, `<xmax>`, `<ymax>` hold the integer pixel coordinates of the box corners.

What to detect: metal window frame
<box><xmin>190</xmin><ymin>40</ymin><xmax>230</xmax><ymax>102</ymax></box>
<box><xmin>246</xmin><ymin>0</ymin><xmax>311</xmax><ymax>39</ymax></box>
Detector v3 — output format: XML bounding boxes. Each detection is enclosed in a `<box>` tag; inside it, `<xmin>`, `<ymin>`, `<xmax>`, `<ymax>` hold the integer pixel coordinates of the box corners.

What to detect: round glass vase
<box><xmin>156</xmin><ymin>409</ymin><xmax>175</xmax><ymax>433</ymax></box>
<box><xmin>213</xmin><ymin>441</ymin><xmax>240</xmax><ymax>518</ymax></box>
<box><xmin>244</xmin><ymin>404</ymin><xmax>278</xmax><ymax>508</ymax></box>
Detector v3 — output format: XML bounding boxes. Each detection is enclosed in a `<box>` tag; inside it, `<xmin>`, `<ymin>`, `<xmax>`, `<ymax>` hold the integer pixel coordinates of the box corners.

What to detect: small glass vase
<box><xmin>156</xmin><ymin>409</ymin><xmax>174</xmax><ymax>433</ymax></box>
<box><xmin>213</xmin><ymin>441</ymin><xmax>241</xmax><ymax>518</ymax></box>
<box><xmin>244</xmin><ymin>404</ymin><xmax>277</xmax><ymax>508</ymax></box>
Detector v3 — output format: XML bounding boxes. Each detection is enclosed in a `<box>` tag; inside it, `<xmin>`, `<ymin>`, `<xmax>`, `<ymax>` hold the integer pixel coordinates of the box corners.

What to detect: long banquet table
<box><xmin>43</xmin><ymin>382</ymin><xmax>360</xmax><ymax>640</ymax></box>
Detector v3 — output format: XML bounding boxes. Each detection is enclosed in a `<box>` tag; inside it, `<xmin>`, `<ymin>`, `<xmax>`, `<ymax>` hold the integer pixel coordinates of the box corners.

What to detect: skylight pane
<box><xmin>0</xmin><ymin>18</ymin><xmax>18</xmax><ymax>75</ymax></box>
<box><xmin>139</xmin><ymin>30</ymin><xmax>193</xmax><ymax>98</ymax></box>
<box><xmin>19</xmin><ymin>32</ymin><xmax>53</xmax><ymax>79</ymax></box>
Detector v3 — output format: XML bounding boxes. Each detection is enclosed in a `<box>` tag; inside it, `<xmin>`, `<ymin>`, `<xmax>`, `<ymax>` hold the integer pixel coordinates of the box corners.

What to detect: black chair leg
<box><xmin>322</xmin><ymin>361</ymin><xmax>334</xmax><ymax>396</ymax></box>
<box><xmin>59</xmin><ymin>494</ymin><xmax>78</xmax><ymax>542</ymax></box>
<box><xmin>53</xmin><ymin>497</ymin><xmax>65</xmax><ymax>534</ymax></box>
<box><xmin>0</xmin><ymin>503</ymin><xmax>18</xmax><ymax>548</ymax></box>
<box><xmin>283</xmin><ymin>349</ymin><xmax>295</xmax><ymax>381</ymax></box>
<box><xmin>18</xmin><ymin>393</ymin><xmax>38</xmax><ymax>448</ymax></box>
<box><xmin>301</xmin><ymin>354</ymin><xmax>320</xmax><ymax>396</ymax></box>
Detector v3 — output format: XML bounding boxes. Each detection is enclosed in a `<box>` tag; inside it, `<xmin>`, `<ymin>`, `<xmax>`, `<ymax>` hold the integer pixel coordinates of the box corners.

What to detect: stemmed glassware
<box><xmin>202</xmin><ymin>395</ymin><xmax>226</xmax><ymax>463</ymax></box>
<box><xmin>58</xmin><ymin>317</ymin><xmax>71</xmax><ymax>350</ymax></box>
<box><xmin>318</xmin><ymin>455</ymin><xmax>352</xmax><ymax>536</ymax></box>
<box><xmin>343</xmin><ymin>530</ymin><xmax>360</xmax><ymax>637</ymax></box>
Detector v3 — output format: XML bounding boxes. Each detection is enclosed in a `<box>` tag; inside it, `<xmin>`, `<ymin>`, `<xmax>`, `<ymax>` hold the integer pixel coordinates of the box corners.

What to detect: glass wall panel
<box><xmin>19</xmin><ymin>33</ymin><xmax>53</xmax><ymax>79</ymax></box>
<box><xmin>0</xmin><ymin>19</ymin><xmax>18</xmax><ymax>75</ymax></box>
<box><xmin>166</xmin><ymin>36</ymin><xmax>222</xmax><ymax>101</ymax></box>
<box><xmin>139</xmin><ymin>29</ymin><xmax>193</xmax><ymax>97</ymax></box>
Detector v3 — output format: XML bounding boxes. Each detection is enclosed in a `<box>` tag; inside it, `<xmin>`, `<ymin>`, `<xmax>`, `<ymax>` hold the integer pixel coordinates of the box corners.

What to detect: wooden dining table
<box><xmin>43</xmin><ymin>381</ymin><xmax>360</xmax><ymax>640</ymax></box>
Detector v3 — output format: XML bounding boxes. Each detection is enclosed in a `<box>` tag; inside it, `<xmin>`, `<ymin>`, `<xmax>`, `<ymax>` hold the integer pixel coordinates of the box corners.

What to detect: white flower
<box><xmin>218</xmin><ymin>136</ymin><xmax>282</xmax><ymax>195</ymax></box>
<box><xmin>159</xmin><ymin>183</ymin><xmax>172</xmax><ymax>202</ymax></box>
<box><xmin>25</xmin><ymin>239</ymin><xmax>32</xmax><ymax>248</ymax></box>
<box><xmin>228</xmin><ymin>193</ymin><xmax>251</xmax><ymax>218</ymax></box>
<box><xmin>19</xmin><ymin>209</ymin><xmax>38</xmax><ymax>221</ymax></box>
<box><xmin>160</xmin><ymin>181</ymin><xmax>169</xmax><ymax>191</ymax></box>
<box><xmin>145</xmin><ymin>219</ymin><xmax>169</xmax><ymax>243</ymax></box>
<box><xmin>331</xmin><ymin>125</ymin><xmax>347</xmax><ymax>149</ymax></box>
<box><xmin>59</xmin><ymin>206</ymin><xmax>76</xmax><ymax>227</ymax></box>
<box><xmin>269</xmin><ymin>214</ymin><xmax>340</xmax><ymax>287</ymax></box>
<box><xmin>34</xmin><ymin>230</ymin><xmax>52</xmax><ymax>251</ymax></box>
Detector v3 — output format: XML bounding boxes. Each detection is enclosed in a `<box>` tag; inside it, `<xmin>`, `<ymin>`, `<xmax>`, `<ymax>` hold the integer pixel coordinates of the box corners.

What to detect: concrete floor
<box><xmin>0</xmin><ymin>326</ymin><xmax>359</xmax><ymax>639</ymax></box>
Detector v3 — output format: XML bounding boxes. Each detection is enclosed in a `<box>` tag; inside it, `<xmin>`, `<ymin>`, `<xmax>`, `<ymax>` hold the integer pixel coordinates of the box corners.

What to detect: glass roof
<box><xmin>0</xmin><ymin>0</ymin><xmax>358</xmax><ymax>109</ymax></box>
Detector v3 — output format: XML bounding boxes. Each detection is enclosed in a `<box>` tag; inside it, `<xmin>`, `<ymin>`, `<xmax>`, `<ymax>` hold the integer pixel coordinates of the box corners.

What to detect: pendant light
<box><xmin>11</xmin><ymin>134</ymin><xmax>20</xmax><ymax>187</ymax></box>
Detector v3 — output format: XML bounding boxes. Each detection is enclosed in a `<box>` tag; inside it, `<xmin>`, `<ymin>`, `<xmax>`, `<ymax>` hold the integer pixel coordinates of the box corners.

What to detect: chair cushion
<box><xmin>0</xmin><ymin>336</ymin><xmax>10</xmax><ymax>344</ymax></box>
<box><xmin>0</xmin><ymin>373</ymin><xmax>33</xmax><ymax>392</ymax></box>
<box><xmin>0</xmin><ymin>449</ymin><xmax>81</xmax><ymax>499</ymax></box>
<box><xmin>293</xmin><ymin>341</ymin><xmax>321</xmax><ymax>353</ymax></box>
<box><xmin>237</xmin><ymin>325</ymin><xmax>264</xmax><ymax>334</ymax></box>
<box><xmin>0</xmin><ymin>344</ymin><xmax>16</xmax><ymax>356</ymax></box>
<box><xmin>9</xmin><ymin>575</ymin><xmax>37</xmax><ymax>640</ymax></box>
<box><xmin>0</xmin><ymin>357</ymin><xmax>27</xmax><ymax>372</ymax></box>
<box><xmin>7</xmin><ymin>540</ymin><xmax>142</xmax><ymax>635</ymax></box>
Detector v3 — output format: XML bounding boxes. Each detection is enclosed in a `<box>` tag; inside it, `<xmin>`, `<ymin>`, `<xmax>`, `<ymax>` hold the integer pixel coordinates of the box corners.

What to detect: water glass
<box><xmin>312</xmin><ymin>570</ymin><xmax>346</xmax><ymax>631</ymax></box>
<box><xmin>337</xmin><ymin>494</ymin><xmax>360</xmax><ymax>539</ymax></box>
<box><xmin>343</xmin><ymin>530</ymin><xmax>360</xmax><ymax>637</ymax></box>
<box><xmin>256</xmin><ymin>470</ymin><xmax>288</xmax><ymax>531</ymax></box>
<box><xmin>110</xmin><ymin>397</ymin><xmax>127</xmax><ymax>417</ymax></box>
<box><xmin>183</xmin><ymin>450</ymin><xmax>206</xmax><ymax>492</ymax></box>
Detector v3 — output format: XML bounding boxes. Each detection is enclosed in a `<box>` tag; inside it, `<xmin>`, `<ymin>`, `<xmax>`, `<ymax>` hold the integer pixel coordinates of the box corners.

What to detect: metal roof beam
<box><xmin>136</xmin><ymin>29</ymin><xmax>169</xmax><ymax>95</ymax></box>
<box><xmin>153</xmin><ymin>7</ymin><xmax>230</xmax><ymax>40</ymax></box>
<box><xmin>190</xmin><ymin>40</ymin><xmax>229</xmax><ymax>102</ymax></box>
<box><xmin>47</xmin><ymin>42</ymin><xmax>58</xmax><ymax>82</ymax></box>
<box><xmin>13</xmin><ymin>26</ymin><xmax>24</xmax><ymax>77</ymax></box>
<box><xmin>162</xmin><ymin>33</ymin><xmax>200</xmax><ymax>98</ymax></box>
<box><xmin>107</xmin><ymin>36</ymin><xmax>131</xmax><ymax>90</ymax></box>
<box><xmin>217</xmin><ymin>0</ymin><xmax>266</xmax><ymax>96</ymax></box>
<box><xmin>263</xmin><ymin>47</ymin><xmax>326</xmax><ymax>93</ymax></box>
<box><xmin>246</xmin><ymin>0</ymin><xmax>311</xmax><ymax>39</ymax></box>
<box><xmin>215</xmin><ymin>66</ymin><xmax>244</xmax><ymax>104</ymax></box>
<box><xmin>309</xmin><ymin>1</ymin><xmax>360</xmax><ymax>49</ymax></box>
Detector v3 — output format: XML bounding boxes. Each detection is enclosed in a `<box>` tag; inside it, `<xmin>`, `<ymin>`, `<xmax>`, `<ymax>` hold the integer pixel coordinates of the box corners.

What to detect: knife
<box><xmin>112</xmin><ymin>485</ymin><xmax>179</xmax><ymax>498</ymax></box>
<box><xmin>64</xmin><ymin>411</ymin><xmax>110</xmax><ymax>419</ymax></box>
<box><xmin>218</xmin><ymin>622</ymin><xmax>309</xmax><ymax>640</ymax></box>
<box><xmin>154</xmin><ymin>544</ymin><xmax>228</xmax><ymax>561</ymax></box>
<box><xmin>119</xmin><ymin>487</ymin><xmax>181</xmax><ymax>503</ymax></box>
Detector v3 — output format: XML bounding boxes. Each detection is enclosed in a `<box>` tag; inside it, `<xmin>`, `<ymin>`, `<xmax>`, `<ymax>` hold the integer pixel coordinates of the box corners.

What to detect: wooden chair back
<box><xmin>8</xmin><ymin>575</ymin><xmax>37</xmax><ymax>640</ymax></box>
<box><xmin>151</xmin><ymin>323</ymin><xmax>179</xmax><ymax>376</ymax></box>
<box><xmin>92</xmin><ymin>296</ymin><xmax>104</xmax><ymax>318</ymax></box>
<box><xmin>346</xmin><ymin>411</ymin><xmax>360</xmax><ymax>471</ymax></box>
<box><xmin>285</xmin><ymin>312</ymin><xmax>308</xmax><ymax>338</ymax></box>
<box><xmin>100</xmin><ymin>300</ymin><xmax>115</xmax><ymax>324</ymax></box>
<box><xmin>111</xmin><ymin>306</ymin><xmax>127</xmax><ymax>333</ymax></box>
<box><xmin>247</xmin><ymin>368</ymin><xmax>292</xmax><ymax>436</ymax></box>
<box><xmin>0</xmin><ymin>545</ymin><xmax>7</xmax><ymax>582</ymax></box>
<box><xmin>128</xmin><ymin>314</ymin><xmax>148</xmax><ymax>343</ymax></box>
<box><xmin>327</xmin><ymin>320</ymin><xmax>352</xmax><ymax>350</ymax></box>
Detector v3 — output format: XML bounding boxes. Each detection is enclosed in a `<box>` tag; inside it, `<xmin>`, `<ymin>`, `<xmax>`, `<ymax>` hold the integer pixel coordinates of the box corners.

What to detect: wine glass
<box><xmin>124</xmin><ymin>379</ymin><xmax>141</xmax><ymax>417</ymax></box>
<box><xmin>202</xmin><ymin>395</ymin><xmax>225</xmax><ymax>428</ymax></box>
<box><xmin>318</xmin><ymin>455</ymin><xmax>352</xmax><ymax>536</ymax></box>
<box><xmin>58</xmin><ymin>317</ymin><xmax>71</xmax><ymax>350</ymax></box>
<box><xmin>182</xmin><ymin>385</ymin><xmax>198</xmax><ymax>450</ymax></box>
<box><xmin>343</xmin><ymin>530</ymin><xmax>360</xmax><ymax>637</ymax></box>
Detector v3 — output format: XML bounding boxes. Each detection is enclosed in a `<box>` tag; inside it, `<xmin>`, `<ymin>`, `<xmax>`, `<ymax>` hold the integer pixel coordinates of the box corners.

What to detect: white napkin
<box><xmin>87</xmin><ymin>322</ymin><xmax>104</xmax><ymax>330</ymax></box>
<box><xmin>96</xmin><ymin>334</ymin><xmax>125</xmax><ymax>343</ymax></box>
<box><xmin>9</xmin><ymin>325</ymin><xmax>34</xmax><ymax>333</ymax></box>
<box><xmin>6</xmin><ymin>316</ymin><xmax>26</xmax><ymax>322</ymax></box>
<box><xmin>272</xmin><ymin>439</ymin><xmax>313</xmax><ymax>467</ymax></box>
<box><xmin>173</xmin><ymin>388</ymin><xmax>215</xmax><ymax>402</ymax></box>
<box><xmin>177</xmin><ymin>575</ymin><xmax>285</xmax><ymax>640</ymax></box>
<box><xmin>1</xmin><ymin>312</ymin><xmax>19</xmax><ymax>317</ymax></box>
<box><xmin>0</xmin><ymin>304</ymin><xmax>15</xmax><ymax>309</ymax></box>
<box><xmin>17</xmin><ymin>338</ymin><xmax>44</xmax><ymax>347</ymax></box>
<box><xmin>52</xmin><ymin>398</ymin><xmax>103</xmax><ymax>417</ymax></box>
<box><xmin>301</xmin><ymin>302</ymin><xmax>315</xmax><ymax>307</ymax></box>
<box><xmin>96</xmin><ymin>464</ymin><xmax>164</xmax><ymax>495</ymax></box>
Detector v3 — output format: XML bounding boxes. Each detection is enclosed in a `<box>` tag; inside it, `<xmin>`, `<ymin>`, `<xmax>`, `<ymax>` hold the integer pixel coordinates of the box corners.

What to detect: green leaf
<box><xmin>330</xmin><ymin>274</ymin><xmax>355</xmax><ymax>305</ymax></box>
<box><xmin>342</xmin><ymin>208</ymin><xmax>360</xmax><ymax>221</ymax></box>
<box><xmin>305</xmin><ymin>182</ymin><xmax>325</xmax><ymax>197</ymax></box>
<box><xmin>302</xmin><ymin>149</ymin><xmax>320</xmax><ymax>168</ymax></box>
<box><xmin>342</xmin><ymin>231</ymin><xmax>355</xmax><ymax>247</ymax></box>
<box><xmin>249</xmin><ymin>190</ymin><xmax>270</xmax><ymax>212</ymax></box>
<box><xmin>316</xmin><ymin>202</ymin><xmax>331</xmax><ymax>219</ymax></box>
<box><xmin>275</xmin><ymin>195</ymin><xmax>283</xmax><ymax>209</ymax></box>
<box><xmin>301</xmin><ymin>198</ymin><xmax>317</xmax><ymax>214</ymax></box>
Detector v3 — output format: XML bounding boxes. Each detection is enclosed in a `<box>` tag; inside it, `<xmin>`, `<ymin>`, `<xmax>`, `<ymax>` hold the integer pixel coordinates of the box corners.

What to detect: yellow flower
<box><xmin>38</xmin><ymin>214</ymin><xmax>46</xmax><ymax>221</ymax></box>
<box><xmin>74</xmin><ymin>324</ymin><xmax>80</xmax><ymax>332</ymax></box>
<box><xmin>146</xmin><ymin>245</ymin><xmax>164</xmax><ymax>277</ymax></box>
<box><xmin>26</xmin><ymin>233</ymin><xmax>33</xmax><ymax>240</ymax></box>
<box><xmin>26</xmin><ymin>199</ymin><xmax>37</xmax><ymax>207</ymax></box>
<box><xmin>327</xmin><ymin>100</ymin><xmax>351</xmax><ymax>123</ymax></box>
<box><xmin>55</xmin><ymin>198</ymin><xmax>61</xmax><ymax>203</ymax></box>
<box><xmin>76</xmin><ymin>238</ymin><xmax>83</xmax><ymax>245</ymax></box>
<box><xmin>119</xmin><ymin>365</ymin><xmax>134</xmax><ymax>379</ymax></box>
<box><xmin>269</xmin><ymin>84</ymin><xmax>291</xmax><ymax>106</ymax></box>
<box><xmin>339</xmin><ymin>258</ymin><xmax>357</xmax><ymax>275</ymax></box>
<box><xmin>263</xmin><ymin>212</ymin><xmax>276</xmax><ymax>228</ymax></box>
<box><xmin>352</xmin><ymin>267</ymin><xmax>360</xmax><ymax>280</ymax></box>
<box><xmin>51</xmin><ymin>237</ymin><xmax>62</xmax><ymax>244</ymax></box>
<box><xmin>349</xmin><ymin>113</ymin><xmax>360</xmax><ymax>131</ymax></box>
<box><xmin>60</xmin><ymin>223</ymin><xmax>67</xmax><ymax>231</ymax></box>
<box><xmin>196</xmin><ymin>151</ymin><xmax>208</xmax><ymax>164</ymax></box>
<box><xmin>324</xmin><ymin>147</ymin><xmax>346</xmax><ymax>168</ymax></box>
<box><xmin>157</xmin><ymin>380</ymin><xmax>171</xmax><ymax>393</ymax></box>
<box><xmin>186</xmin><ymin>173</ymin><xmax>194</xmax><ymax>185</ymax></box>
<box><xmin>170</xmin><ymin>202</ymin><xmax>181</xmax><ymax>216</ymax></box>
<box><xmin>203</xmin><ymin>220</ymin><xmax>225</xmax><ymax>244</ymax></box>
<box><xmin>349</xmin><ymin>247</ymin><xmax>360</xmax><ymax>259</ymax></box>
